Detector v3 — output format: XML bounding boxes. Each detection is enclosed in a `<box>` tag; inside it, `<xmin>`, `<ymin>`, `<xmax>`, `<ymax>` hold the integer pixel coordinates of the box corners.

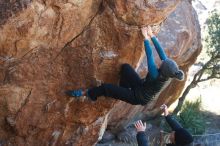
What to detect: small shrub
<box><xmin>177</xmin><ymin>98</ymin><xmax>206</xmax><ymax>135</ymax></box>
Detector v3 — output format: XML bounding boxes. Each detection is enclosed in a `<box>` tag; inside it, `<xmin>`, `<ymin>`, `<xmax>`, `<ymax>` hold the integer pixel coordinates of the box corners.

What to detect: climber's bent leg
<box><xmin>87</xmin><ymin>84</ymin><xmax>141</xmax><ymax>105</ymax></box>
<box><xmin>151</xmin><ymin>37</ymin><xmax>168</xmax><ymax>61</ymax></box>
<box><xmin>120</xmin><ymin>64</ymin><xmax>142</xmax><ymax>88</ymax></box>
<box><xmin>144</xmin><ymin>39</ymin><xmax>159</xmax><ymax>80</ymax></box>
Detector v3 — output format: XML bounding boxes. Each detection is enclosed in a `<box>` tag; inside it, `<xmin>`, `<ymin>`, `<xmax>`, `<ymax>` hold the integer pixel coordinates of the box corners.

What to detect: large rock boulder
<box><xmin>108</xmin><ymin>0</ymin><xmax>202</xmax><ymax>132</ymax></box>
<box><xmin>0</xmin><ymin>0</ymin><xmax>200</xmax><ymax>145</ymax></box>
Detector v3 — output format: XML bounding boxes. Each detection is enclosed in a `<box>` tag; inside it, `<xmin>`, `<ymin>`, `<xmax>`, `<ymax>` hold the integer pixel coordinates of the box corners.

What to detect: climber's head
<box><xmin>175</xmin><ymin>129</ymin><xmax>193</xmax><ymax>145</ymax></box>
<box><xmin>160</xmin><ymin>58</ymin><xmax>184</xmax><ymax>80</ymax></box>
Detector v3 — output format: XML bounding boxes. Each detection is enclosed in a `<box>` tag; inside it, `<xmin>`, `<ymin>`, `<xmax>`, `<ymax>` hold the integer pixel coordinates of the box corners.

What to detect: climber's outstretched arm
<box><xmin>147</xmin><ymin>27</ymin><xmax>167</xmax><ymax>61</ymax></box>
<box><xmin>151</xmin><ymin>37</ymin><xmax>167</xmax><ymax>61</ymax></box>
<box><xmin>141</xmin><ymin>27</ymin><xmax>159</xmax><ymax>80</ymax></box>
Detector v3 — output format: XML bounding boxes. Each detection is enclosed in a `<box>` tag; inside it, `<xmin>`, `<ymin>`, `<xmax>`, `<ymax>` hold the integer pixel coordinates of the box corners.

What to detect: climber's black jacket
<box><xmin>135</xmin><ymin>73</ymin><xmax>169</xmax><ymax>105</ymax></box>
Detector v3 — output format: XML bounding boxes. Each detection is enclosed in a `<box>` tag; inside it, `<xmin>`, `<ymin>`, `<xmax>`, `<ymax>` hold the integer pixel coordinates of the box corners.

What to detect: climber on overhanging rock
<box><xmin>66</xmin><ymin>26</ymin><xmax>184</xmax><ymax>105</ymax></box>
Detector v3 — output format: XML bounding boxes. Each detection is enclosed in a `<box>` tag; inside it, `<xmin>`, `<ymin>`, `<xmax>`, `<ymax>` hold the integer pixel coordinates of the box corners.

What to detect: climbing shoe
<box><xmin>65</xmin><ymin>89</ymin><xmax>83</xmax><ymax>97</ymax></box>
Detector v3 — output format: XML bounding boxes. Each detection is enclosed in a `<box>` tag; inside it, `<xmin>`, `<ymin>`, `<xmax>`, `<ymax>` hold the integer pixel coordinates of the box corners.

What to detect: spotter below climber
<box><xmin>134</xmin><ymin>104</ymin><xmax>193</xmax><ymax>146</ymax></box>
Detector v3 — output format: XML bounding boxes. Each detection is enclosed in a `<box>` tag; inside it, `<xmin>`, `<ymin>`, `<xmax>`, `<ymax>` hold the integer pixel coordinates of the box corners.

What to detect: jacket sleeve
<box><xmin>151</xmin><ymin>36</ymin><xmax>167</xmax><ymax>61</ymax></box>
<box><xmin>165</xmin><ymin>115</ymin><xmax>182</xmax><ymax>131</ymax></box>
<box><xmin>136</xmin><ymin>131</ymin><xmax>148</xmax><ymax>146</ymax></box>
<box><xmin>144</xmin><ymin>39</ymin><xmax>159</xmax><ymax>80</ymax></box>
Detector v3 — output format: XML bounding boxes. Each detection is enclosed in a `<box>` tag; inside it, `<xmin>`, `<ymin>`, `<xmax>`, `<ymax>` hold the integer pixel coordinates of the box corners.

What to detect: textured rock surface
<box><xmin>106</xmin><ymin>0</ymin><xmax>180</xmax><ymax>26</ymax></box>
<box><xmin>0</xmin><ymin>0</ymin><xmax>200</xmax><ymax>146</ymax></box>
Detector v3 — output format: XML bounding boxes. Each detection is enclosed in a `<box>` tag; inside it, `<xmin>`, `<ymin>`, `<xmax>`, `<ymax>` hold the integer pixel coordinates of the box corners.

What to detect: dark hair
<box><xmin>175</xmin><ymin>128</ymin><xmax>193</xmax><ymax>145</ymax></box>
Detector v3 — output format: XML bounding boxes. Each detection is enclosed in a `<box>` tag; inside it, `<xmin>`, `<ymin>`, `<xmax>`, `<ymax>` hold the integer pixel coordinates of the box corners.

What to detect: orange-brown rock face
<box><xmin>107</xmin><ymin>0</ymin><xmax>180</xmax><ymax>26</ymax></box>
<box><xmin>0</xmin><ymin>0</ymin><xmax>200</xmax><ymax>146</ymax></box>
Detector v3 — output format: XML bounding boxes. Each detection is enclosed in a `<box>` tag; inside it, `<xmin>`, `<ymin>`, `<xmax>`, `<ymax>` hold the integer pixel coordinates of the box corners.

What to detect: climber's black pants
<box><xmin>87</xmin><ymin>64</ymin><xmax>143</xmax><ymax>105</ymax></box>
